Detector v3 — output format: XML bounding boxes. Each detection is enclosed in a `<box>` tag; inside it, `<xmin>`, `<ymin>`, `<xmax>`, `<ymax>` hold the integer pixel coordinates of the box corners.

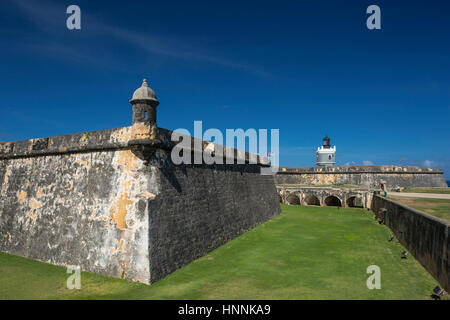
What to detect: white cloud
<box><xmin>423</xmin><ymin>160</ymin><xmax>435</xmax><ymax>168</ymax></box>
<box><xmin>362</xmin><ymin>160</ymin><xmax>374</xmax><ymax>165</ymax></box>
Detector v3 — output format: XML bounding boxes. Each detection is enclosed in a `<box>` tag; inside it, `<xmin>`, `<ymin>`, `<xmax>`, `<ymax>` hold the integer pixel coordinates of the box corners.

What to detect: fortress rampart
<box><xmin>275</xmin><ymin>165</ymin><xmax>447</xmax><ymax>190</ymax></box>
<box><xmin>277</xmin><ymin>186</ymin><xmax>372</xmax><ymax>208</ymax></box>
<box><xmin>372</xmin><ymin>195</ymin><xmax>449</xmax><ymax>292</ymax></box>
<box><xmin>0</xmin><ymin>80</ymin><xmax>280</xmax><ymax>284</ymax></box>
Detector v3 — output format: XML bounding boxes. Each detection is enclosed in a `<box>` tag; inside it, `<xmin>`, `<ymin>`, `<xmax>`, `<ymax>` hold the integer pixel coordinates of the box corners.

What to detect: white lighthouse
<box><xmin>316</xmin><ymin>136</ymin><xmax>336</xmax><ymax>168</ymax></box>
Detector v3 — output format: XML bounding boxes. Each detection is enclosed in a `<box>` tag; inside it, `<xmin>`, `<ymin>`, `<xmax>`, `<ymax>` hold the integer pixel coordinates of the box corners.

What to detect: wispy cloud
<box><xmin>396</xmin><ymin>157</ymin><xmax>450</xmax><ymax>178</ymax></box>
<box><xmin>396</xmin><ymin>157</ymin><xmax>442</xmax><ymax>168</ymax></box>
<box><xmin>422</xmin><ymin>159</ymin><xmax>435</xmax><ymax>168</ymax></box>
<box><xmin>7</xmin><ymin>0</ymin><xmax>271</xmax><ymax>77</ymax></box>
<box><xmin>8</xmin><ymin>0</ymin><xmax>62</xmax><ymax>30</ymax></box>
<box><xmin>105</xmin><ymin>26</ymin><xmax>272</xmax><ymax>77</ymax></box>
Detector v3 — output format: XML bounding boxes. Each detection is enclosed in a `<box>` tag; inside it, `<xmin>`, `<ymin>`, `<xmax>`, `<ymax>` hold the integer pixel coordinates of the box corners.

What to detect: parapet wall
<box><xmin>0</xmin><ymin>124</ymin><xmax>280</xmax><ymax>284</ymax></box>
<box><xmin>372</xmin><ymin>195</ymin><xmax>449</xmax><ymax>293</ymax></box>
<box><xmin>149</xmin><ymin>162</ymin><xmax>279</xmax><ymax>282</ymax></box>
<box><xmin>275</xmin><ymin>165</ymin><xmax>447</xmax><ymax>189</ymax></box>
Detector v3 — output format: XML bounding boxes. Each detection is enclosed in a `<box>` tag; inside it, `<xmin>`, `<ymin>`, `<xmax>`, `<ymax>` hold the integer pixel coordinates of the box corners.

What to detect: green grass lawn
<box><xmin>402</xmin><ymin>188</ymin><xmax>450</xmax><ymax>194</ymax></box>
<box><xmin>0</xmin><ymin>205</ymin><xmax>444</xmax><ymax>300</ymax></box>
<box><xmin>388</xmin><ymin>196</ymin><xmax>450</xmax><ymax>221</ymax></box>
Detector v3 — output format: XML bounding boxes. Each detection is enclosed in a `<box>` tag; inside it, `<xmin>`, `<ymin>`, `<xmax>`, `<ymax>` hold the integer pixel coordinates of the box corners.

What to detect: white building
<box><xmin>316</xmin><ymin>136</ymin><xmax>336</xmax><ymax>167</ymax></box>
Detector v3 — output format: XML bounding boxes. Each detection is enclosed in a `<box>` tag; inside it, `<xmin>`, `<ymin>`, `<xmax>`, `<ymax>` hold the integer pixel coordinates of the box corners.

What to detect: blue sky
<box><xmin>1</xmin><ymin>0</ymin><xmax>449</xmax><ymax>178</ymax></box>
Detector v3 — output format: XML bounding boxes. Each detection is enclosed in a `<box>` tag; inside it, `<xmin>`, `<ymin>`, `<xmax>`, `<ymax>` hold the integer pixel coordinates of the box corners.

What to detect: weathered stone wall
<box><xmin>148</xmin><ymin>163</ymin><xmax>280</xmax><ymax>283</ymax></box>
<box><xmin>275</xmin><ymin>165</ymin><xmax>447</xmax><ymax>190</ymax></box>
<box><xmin>0</xmin><ymin>150</ymin><xmax>155</xmax><ymax>283</ymax></box>
<box><xmin>0</xmin><ymin>124</ymin><xmax>159</xmax><ymax>283</ymax></box>
<box><xmin>372</xmin><ymin>195</ymin><xmax>449</xmax><ymax>292</ymax></box>
<box><xmin>277</xmin><ymin>186</ymin><xmax>372</xmax><ymax>208</ymax></box>
<box><xmin>0</xmin><ymin>124</ymin><xmax>280</xmax><ymax>284</ymax></box>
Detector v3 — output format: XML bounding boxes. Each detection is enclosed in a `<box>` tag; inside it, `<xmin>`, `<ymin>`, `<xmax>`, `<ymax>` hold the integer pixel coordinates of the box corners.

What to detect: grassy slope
<box><xmin>0</xmin><ymin>205</ymin><xmax>443</xmax><ymax>300</ymax></box>
<box><xmin>388</xmin><ymin>196</ymin><xmax>450</xmax><ymax>221</ymax></box>
<box><xmin>402</xmin><ymin>188</ymin><xmax>450</xmax><ymax>194</ymax></box>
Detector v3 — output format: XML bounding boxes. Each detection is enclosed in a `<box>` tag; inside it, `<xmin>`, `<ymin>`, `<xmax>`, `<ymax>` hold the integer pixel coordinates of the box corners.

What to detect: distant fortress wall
<box><xmin>275</xmin><ymin>165</ymin><xmax>447</xmax><ymax>190</ymax></box>
<box><xmin>0</xmin><ymin>123</ymin><xmax>280</xmax><ymax>284</ymax></box>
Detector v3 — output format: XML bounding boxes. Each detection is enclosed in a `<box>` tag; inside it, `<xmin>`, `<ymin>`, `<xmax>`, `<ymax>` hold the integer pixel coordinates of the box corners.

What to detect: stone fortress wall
<box><xmin>275</xmin><ymin>165</ymin><xmax>447</xmax><ymax>190</ymax></box>
<box><xmin>0</xmin><ymin>80</ymin><xmax>281</xmax><ymax>284</ymax></box>
<box><xmin>277</xmin><ymin>186</ymin><xmax>372</xmax><ymax>209</ymax></box>
<box><xmin>1</xmin><ymin>78</ymin><xmax>446</xmax><ymax>287</ymax></box>
<box><xmin>372</xmin><ymin>196</ymin><xmax>449</xmax><ymax>293</ymax></box>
